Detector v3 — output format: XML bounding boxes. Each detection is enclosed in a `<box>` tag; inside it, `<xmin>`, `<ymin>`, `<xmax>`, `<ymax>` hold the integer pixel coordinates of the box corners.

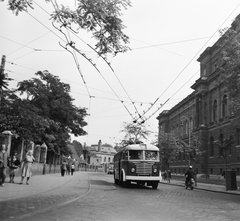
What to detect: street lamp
<box><xmin>180</xmin><ymin>116</ymin><xmax>197</xmax><ymax>187</ymax></box>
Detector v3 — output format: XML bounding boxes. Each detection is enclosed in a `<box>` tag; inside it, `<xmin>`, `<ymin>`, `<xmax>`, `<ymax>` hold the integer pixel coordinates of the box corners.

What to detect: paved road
<box><xmin>1</xmin><ymin>172</ymin><xmax>240</xmax><ymax>221</ymax></box>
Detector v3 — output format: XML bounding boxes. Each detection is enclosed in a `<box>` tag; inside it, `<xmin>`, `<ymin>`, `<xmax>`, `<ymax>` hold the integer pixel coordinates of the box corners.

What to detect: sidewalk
<box><xmin>0</xmin><ymin>171</ymin><xmax>89</xmax><ymax>202</ymax></box>
<box><xmin>160</xmin><ymin>177</ymin><xmax>240</xmax><ymax>196</ymax></box>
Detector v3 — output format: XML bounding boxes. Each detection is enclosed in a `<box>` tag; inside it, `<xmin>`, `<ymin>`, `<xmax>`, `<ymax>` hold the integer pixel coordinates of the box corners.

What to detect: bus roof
<box><xmin>123</xmin><ymin>143</ymin><xmax>159</xmax><ymax>151</ymax></box>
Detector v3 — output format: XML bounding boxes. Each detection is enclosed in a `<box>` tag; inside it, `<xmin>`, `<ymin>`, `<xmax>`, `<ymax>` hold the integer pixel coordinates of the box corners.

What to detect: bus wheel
<box><xmin>122</xmin><ymin>180</ymin><xmax>130</xmax><ymax>188</ymax></box>
<box><xmin>152</xmin><ymin>181</ymin><xmax>158</xmax><ymax>189</ymax></box>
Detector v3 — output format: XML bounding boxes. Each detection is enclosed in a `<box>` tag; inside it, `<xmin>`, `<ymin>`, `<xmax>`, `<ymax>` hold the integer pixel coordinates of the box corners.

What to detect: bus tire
<box><xmin>152</xmin><ymin>181</ymin><xmax>158</xmax><ymax>189</ymax></box>
<box><xmin>124</xmin><ymin>180</ymin><xmax>130</xmax><ymax>187</ymax></box>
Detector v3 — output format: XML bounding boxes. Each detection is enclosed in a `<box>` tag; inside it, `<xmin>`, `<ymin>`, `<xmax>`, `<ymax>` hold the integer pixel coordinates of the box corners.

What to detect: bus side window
<box><xmin>123</xmin><ymin>151</ymin><xmax>128</xmax><ymax>160</ymax></box>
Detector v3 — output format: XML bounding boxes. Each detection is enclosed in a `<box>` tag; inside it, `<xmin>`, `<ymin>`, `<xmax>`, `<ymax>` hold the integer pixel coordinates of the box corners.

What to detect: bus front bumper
<box><xmin>125</xmin><ymin>176</ymin><xmax>160</xmax><ymax>181</ymax></box>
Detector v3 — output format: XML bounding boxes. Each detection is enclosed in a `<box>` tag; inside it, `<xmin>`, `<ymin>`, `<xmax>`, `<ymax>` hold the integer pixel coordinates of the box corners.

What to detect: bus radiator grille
<box><xmin>134</xmin><ymin>162</ymin><xmax>154</xmax><ymax>175</ymax></box>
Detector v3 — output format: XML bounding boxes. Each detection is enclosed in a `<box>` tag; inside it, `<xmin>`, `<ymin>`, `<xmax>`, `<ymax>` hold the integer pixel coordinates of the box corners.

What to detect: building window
<box><xmin>219</xmin><ymin>134</ymin><xmax>224</xmax><ymax>156</ymax></box>
<box><xmin>213</xmin><ymin>60</ymin><xmax>218</xmax><ymax>72</ymax></box>
<box><xmin>219</xmin><ymin>134</ymin><xmax>224</xmax><ymax>144</ymax></box>
<box><xmin>222</xmin><ymin>94</ymin><xmax>227</xmax><ymax>118</ymax></box>
<box><xmin>184</xmin><ymin>120</ymin><xmax>188</xmax><ymax>135</ymax></box>
<box><xmin>202</xmin><ymin>67</ymin><xmax>207</xmax><ymax>76</ymax></box>
<box><xmin>108</xmin><ymin>157</ymin><xmax>110</xmax><ymax>162</ymax></box>
<box><xmin>210</xmin><ymin>136</ymin><xmax>214</xmax><ymax>157</ymax></box>
<box><xmin>236</xmin><ymin>128</ymin><xmax>240</xmax><ymax>145</ymax></box>
<box><xmin>229</xmin><ymin>135</ymin><xmax>234</xmax><ymax>155</ymax></box>
<box><xmin>104</xmin><ymin>157</ymin><xmax>106</xmax><ymax>162</ymax></box>
<box><xmin>190</xmin><ymin>117</ymin><xmax>193</xmax><ymax>132</ymax></box>
<box><xmin>213</xmin><ymin>100</ymin><xmax>217</xmax><ymax>121</ymax></box>
<box><xmin>178</xmin><ymin>152</ymin><xmax>181</xmax><ymax>161</ymax></box>
<box><xmin>210</xmin><ymin>168</ymin><xmax>213</xmax><ymax>174</ymax></box>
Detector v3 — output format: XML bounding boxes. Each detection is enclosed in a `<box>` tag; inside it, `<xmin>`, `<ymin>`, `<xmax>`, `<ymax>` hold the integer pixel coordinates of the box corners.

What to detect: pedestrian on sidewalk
<box><xmin>71</xmin><ymin>163</ymin><xmax>75</xmax><ymax>175</ymax></box>
<box><xmin>66</xmin><ymin>163</ymin><xmax>70</xmax><ymax>175</ymax></box>
<box><xmin>61</xmin><ymin>160</ymin><xmax>67</xmax><ymax>176</ymax></box>
<box><xmin>19</xmin><ymin>150</ymin><xmax>35</xmax><ymax>185</ymax></box>
<box><xmin>0</xmin><ymin>144</ymin><xmax>8</xmax><ymax>187</ymax></box>
<box><xmin>8</xmin><ymin>152</ymin><xmax>21</xmax><ymax>183</ymax></box>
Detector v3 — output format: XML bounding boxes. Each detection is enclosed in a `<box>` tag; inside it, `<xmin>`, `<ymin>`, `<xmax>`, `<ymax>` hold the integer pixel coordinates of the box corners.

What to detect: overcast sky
<box><xmin>1</xmin><ymin>0</ymin><xmax>240</xmax><ymax>146</ymax></box>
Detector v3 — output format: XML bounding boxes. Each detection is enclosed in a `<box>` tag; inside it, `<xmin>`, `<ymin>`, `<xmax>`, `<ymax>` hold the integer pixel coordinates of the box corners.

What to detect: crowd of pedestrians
<box><xmin>0</xmin><ymin>143</ymin><xmax>77</xmax><ymax>188</ymax></box>
<box><xmin>60</xmin><ymin>160</ymin><xmax>75</xmax><ymax>176</ymax></box>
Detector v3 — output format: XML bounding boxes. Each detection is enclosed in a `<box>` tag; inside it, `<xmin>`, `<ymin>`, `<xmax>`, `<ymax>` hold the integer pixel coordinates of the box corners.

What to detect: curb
<box><xmin>159</xmin><ymin>180</ymin><xmax>240</xmax><ymax>196</ymax></box>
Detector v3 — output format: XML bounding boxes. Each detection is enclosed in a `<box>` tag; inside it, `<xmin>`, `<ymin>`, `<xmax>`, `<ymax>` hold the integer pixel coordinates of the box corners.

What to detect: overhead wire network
<box><xmin>3</xmin><ymin>1</ymin><xmax>240</xmax><ymax>144</ymax></box>
<box><xmin>32</xmin><ymin>0</ymin><xmax>140</xmax><ymax>121</ymax></box>
<box><xmin>133</xmin><ymin>2</ymin><xmax>240</xmax><ymax>125</ymax></box>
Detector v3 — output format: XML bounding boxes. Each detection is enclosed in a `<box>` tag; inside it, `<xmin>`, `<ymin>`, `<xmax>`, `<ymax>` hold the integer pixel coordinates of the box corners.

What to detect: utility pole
<box><xmin>0</xmin><ymin>55</ymin><xmax>6</xmax><ymax>104</ymax></box>
<box><xmin>0</xmin><ymin>55</ymin><xmax>6</xmax><ymax>76</ymax></box>
<box><xmin>0</xmin><ymin>55</ymin><xmax>6</xmax><ymax>105</ymax></box>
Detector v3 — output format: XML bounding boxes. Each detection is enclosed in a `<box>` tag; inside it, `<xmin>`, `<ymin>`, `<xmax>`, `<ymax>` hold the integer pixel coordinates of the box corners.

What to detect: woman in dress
<box><xmin>8</xmin><ymin>152</ymin><xmax>21</xmax><ymax>183</ymax></box>
<box><xmin>20</xmin><ymin>150</ymin><xmax>35</xmax><ymax>185</ymax></box>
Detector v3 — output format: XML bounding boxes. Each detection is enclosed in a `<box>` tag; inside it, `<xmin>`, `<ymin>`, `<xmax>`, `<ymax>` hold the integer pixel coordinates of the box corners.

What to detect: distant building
<box><xmin>89</xmin><ymin>140</ymin><xmax>116</xmax><ymax>166</ymax></box>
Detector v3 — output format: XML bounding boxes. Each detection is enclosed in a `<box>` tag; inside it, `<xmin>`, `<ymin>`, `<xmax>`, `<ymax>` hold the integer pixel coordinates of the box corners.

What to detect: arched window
<box><xmin>210</xmin><ymin>136</ymin><xmax>214</xmax><ymax>157</ymax></box>
<box><xmin>184</xmin><ymin>120</ymin><xmax>188</xmax><ymax>135</ymax></box>
<box><xmin>236</xmin><ymin>128</ymin><xmax>240</xmax><ymax>146</ymax></box>
<box><xmin>229</xmin><ymin>135</ymin><xmax>234</xmax><ymax>155</ymax></box>
<box><xmin>189</xmin><ymin>117</ymin><xmax>193</xmax><ymax>132</ymax></box>
<box><xmin>219</xmin><ymin>134</ymin><xmax>224</xmax><ymax>156</ymax></box>
<box><xmin>222</xmin><ymin>94</ymin><xmax>227</xmax><ymax>118</ymax></box>
<box><xmin>204</xmin><ymin>102</ymin><xmax>207</xmax><ymax>124</ymax></box>
<box><xmin>213</xmin><ymin>100</ymin><xmax>217</xmax><ymax>121</ymax></box>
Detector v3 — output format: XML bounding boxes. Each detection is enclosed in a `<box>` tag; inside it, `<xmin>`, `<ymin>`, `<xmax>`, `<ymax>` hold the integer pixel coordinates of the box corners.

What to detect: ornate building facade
<box><xmin>157</xmin><ymin>15</ymin><xmax>240</xmax><ymax>177</ymax></box>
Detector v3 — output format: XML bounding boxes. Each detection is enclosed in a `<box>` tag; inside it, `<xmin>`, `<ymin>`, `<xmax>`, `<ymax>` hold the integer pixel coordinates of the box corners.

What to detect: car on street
<box><xmin>107</xmin><ymin>164</ymin><xmax>114</xmax><ymax>174</ymax></box>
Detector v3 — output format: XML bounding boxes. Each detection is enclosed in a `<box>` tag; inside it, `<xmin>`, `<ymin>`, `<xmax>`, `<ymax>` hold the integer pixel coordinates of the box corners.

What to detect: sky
<box><xmin>1</xmin><ymin>0</ymin><xmax>240</xmax><ymax>147</ymax></box>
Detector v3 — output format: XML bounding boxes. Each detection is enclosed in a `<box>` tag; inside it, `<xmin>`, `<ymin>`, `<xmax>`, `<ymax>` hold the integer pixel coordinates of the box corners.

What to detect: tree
<box><xmin>178</xmin><ymin>134</ymin><xmax>203</xmax><ymax>171</ymax></box>
<box><xmin>0</xmin><ymin>55</ymin><xmax>12</xmax><ymax>105</ymax></box>
<box><xmin>120</xmin><ymin>121</ymin><xmax>152</xmax><ymax>146</ymax></box>
<box><xmin>0</xmin><ymin>70</ymin><xmax>88</xmax><ymax>156</ymax></box>
<box><xmin>158</xmin><ymin>129</ymin><xmax>181</xmax><ymax>181</ymax></box>
<box><xmin>72</xmin><ymin>140</ymin><xmax>84</xmax><ymax>158</ymax></box>
<box><xmin>4</xmin><ymin>0</ymin><xmax>131</xmax><ymax>56</ymax></box>
<box><xmin>215</xmin><ymin>136</ymin><xmax>235</xmax><ymax>172</ymax></box>
<box><xmin>218</xmin><ymin>15</ymin><xmax>240</xmax><ymax>118</ymax></box>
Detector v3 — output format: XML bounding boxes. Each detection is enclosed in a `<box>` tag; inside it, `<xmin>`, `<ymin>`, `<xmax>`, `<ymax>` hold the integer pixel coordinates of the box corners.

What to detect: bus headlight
<box><xmin>153</xmin><ymin>168</ymin><xmax>157</xmax><ymax>173</ymax></box>
<box><xmin>131</xmin><ymin>168</ymin><xmax>135</xmax><ymax>173</ymax></box>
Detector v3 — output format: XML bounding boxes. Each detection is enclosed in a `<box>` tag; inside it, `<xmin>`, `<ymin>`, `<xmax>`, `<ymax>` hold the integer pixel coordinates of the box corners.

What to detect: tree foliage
<box><xmin>4</xmin><ymin>0</ymin><xmax>131</xmax><ymax>56</ymax></box>
<box><xmin>120</xmin><ymin>122</ymin><xmax>152</xmax><ymax>146</ymax></box>
<box><xmin>177</xmin><ymin>134</ymin><xmax>203</xmax><ymax>166</ymax></box>
<box><xmin>158</xmin><ymin>130</ymin><xmax>181</xmax><ymax>170</ymax></box>
<box><xmin>218</xmin><ymin>15</ymin><xmax>240</xmax><ymax>116</ymax></box>
<box><xmin>0</xmin><ymin>71</ymin><xmax>88</xmax><ymax>155</ymax></box>
<box><xmin>215</xmin><ymin>136</ymin><xmax>235</xmax><ymax>170</ymax></box>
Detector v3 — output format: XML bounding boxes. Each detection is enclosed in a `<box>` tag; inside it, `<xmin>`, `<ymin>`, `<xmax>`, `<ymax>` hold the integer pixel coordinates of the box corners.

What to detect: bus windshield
<box><xmin>145</xmin><ymin>150</ymin><xmax>159</xmax><ymax>161</ymax></box>
<box><xmin>129</xmin><ymin>150</ymin><xmax>143</xmax><ymax>160</ymax></box>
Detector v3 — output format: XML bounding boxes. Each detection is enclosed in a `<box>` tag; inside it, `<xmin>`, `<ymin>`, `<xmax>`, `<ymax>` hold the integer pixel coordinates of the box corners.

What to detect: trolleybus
<box><xmin>113</xmin><ymin>143</ymin><xmax>160</xmax><ymax>189</ymax></box>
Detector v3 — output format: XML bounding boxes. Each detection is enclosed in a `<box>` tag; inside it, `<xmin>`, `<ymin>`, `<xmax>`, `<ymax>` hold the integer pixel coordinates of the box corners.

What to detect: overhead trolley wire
<box><xmin>135</xmin><ymin>2</ymin><xmax>240</xmax><ymax>124</ymax></box>
<box><xmin>34</xmin><ymin>0</ymin><xmax>137</xmax><ymax>120</ymax></box>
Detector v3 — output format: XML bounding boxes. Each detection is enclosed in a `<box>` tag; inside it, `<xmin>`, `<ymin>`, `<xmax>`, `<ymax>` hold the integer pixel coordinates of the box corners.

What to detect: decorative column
<box><xmin>41</xmin><ymin>143</ymin><xmax>48</xmax><ymax>174</ymax></box>
<box><xmin>1</xmin><ymin>130</ymin><xmax>13</xmax><ymax>156</ymax></box>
